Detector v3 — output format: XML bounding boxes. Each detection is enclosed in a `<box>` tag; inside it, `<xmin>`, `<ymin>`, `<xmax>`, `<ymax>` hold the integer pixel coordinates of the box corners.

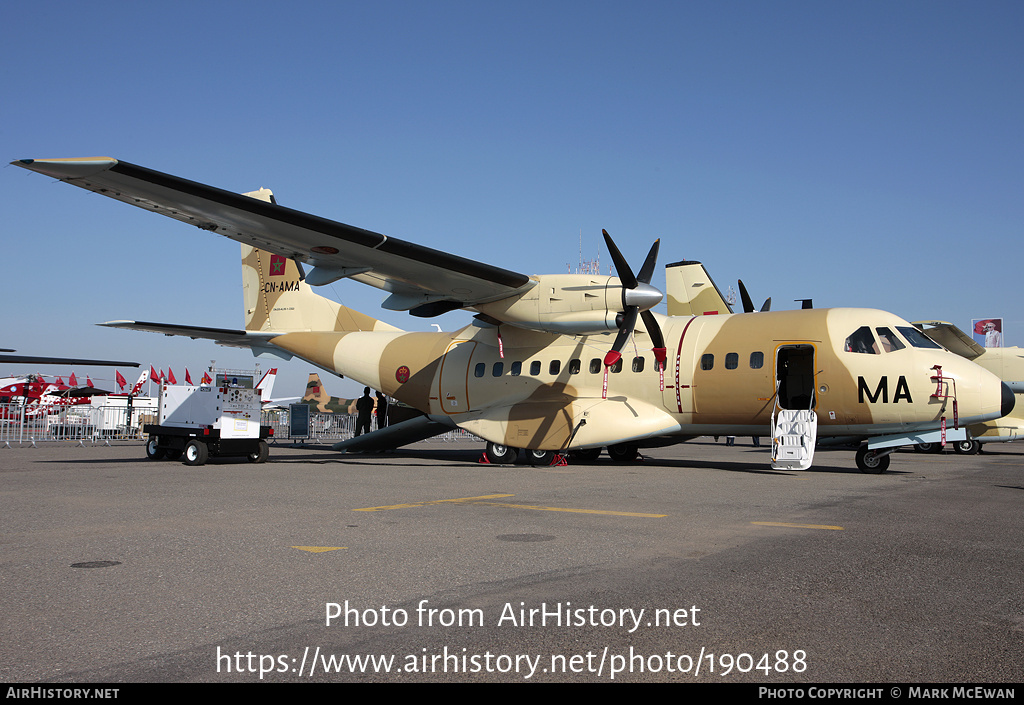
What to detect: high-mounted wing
<box><xmin>912</xmin><ymin>320</ymin><xmax>986</xmax><ymax>360</ymax></box>
<box><xmin>13</xmin><ymin>158</ymin><xmax>533</xmax><ymax>316</ymax></box>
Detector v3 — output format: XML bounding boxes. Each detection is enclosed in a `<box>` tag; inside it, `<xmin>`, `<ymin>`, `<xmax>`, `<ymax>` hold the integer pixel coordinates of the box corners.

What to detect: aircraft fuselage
<box><xmin>271</xmin><ymin>307</ymin><xmax>1008</xmax><ymax>452</ymax></box>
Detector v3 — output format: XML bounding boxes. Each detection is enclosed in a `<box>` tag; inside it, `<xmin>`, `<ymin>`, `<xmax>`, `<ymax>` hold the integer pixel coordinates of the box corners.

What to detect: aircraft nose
<box><xmin>1001</xmin><ymin>382</ymin><xmax>1015</xmax><ymax>418</ymax></box>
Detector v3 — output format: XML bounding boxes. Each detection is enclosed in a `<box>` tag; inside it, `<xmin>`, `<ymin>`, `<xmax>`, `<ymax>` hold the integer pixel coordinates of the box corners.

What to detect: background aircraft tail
<box><xmin>302</xmin><ymin>372</ymin><xmax>358</xmax><ymax>414</ymax></box>
<box><xmin>240</xmin><ymin>188</ymin><xmax>400</xmax><ymax>335</ymax></box>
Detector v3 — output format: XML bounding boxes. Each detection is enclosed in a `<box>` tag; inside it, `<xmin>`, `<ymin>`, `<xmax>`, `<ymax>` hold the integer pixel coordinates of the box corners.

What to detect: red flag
<box><xmin>185</xmin><ymin>368</ymin><xmax>193</xmax><ymax>385</ymax></box>
<box><xmin>69</xmin><ymin>372</ymin><xmax>78</xmax><ymax>387</ymax></box>
<box><xmin>116</xmin><ymin>370</ymin><xmax>127</xmax><ymax>391</ymax></box>
<box><xmin>151</xmin><ymin>365</ymin><xmax>160</xmax><ymax>382</ymax></box>
<box><xmin>159</xmin><ymin>369</ymin><xmax>166</xmax><ymax>383</ymax></box>
<box><xmin>201</xmin><ymin>371</ymin><xmax>212</xmax><ymax>384</ymax></box>
<box><xmin>56</xmin><ymin>376</ymin><xmax>64</xmax><ymax>386</ymax></box>
<box><xmin>86</xmin><ymin>376</ymin><xmax>94</xmax><ymax>387</ymax></box>
<box><xmin>167</xmin><ymin>368</ymin><xmax>177</xmax><ymax>385</ymax></box>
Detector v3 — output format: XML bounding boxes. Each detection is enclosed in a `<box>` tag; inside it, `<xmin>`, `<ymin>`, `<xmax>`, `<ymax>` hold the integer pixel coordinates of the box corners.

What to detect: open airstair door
<box><xmin>771</xmin><ymin>345</ymin><xmax>818</xmax><ymax>470</ymax></box>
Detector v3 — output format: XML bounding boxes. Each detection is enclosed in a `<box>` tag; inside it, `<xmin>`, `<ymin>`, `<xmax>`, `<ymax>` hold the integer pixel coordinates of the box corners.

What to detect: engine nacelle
<box><xmin>473</xmin><ymin>273</ymin><xmax>633</xmax><ymax>335</ymax></box>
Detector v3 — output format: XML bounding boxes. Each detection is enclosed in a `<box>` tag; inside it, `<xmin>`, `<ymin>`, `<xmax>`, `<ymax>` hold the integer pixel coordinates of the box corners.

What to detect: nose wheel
<box><xmin>855</xmin><ymin>446</ymin><xmax>890</xmax><ymax>473</ymax></box>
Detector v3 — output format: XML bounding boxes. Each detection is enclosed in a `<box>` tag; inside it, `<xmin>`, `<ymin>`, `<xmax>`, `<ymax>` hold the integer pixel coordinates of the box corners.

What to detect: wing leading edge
<box><xmin>14</xmin><ymin>158</ymin><xmax>533</xmax><ymax>315</ymax></box>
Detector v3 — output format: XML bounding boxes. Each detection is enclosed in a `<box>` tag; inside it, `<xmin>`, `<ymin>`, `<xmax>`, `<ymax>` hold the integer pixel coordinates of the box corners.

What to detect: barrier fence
<box><xmin>0</xmin><ymin>402</ymin><xmax>478</xmax><ymax>447</ymax></box>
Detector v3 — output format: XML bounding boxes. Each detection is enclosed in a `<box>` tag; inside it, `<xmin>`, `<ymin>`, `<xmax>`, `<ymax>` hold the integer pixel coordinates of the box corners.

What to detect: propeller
<box><xmin>737</xmin><ymin>279</ymin><xmax>771</xmax><ymax>313</ymax></box>
<box><xmin>601</xmin><ymin>229</ymin><xmax>667</xmax><ymax>370</ymax></box>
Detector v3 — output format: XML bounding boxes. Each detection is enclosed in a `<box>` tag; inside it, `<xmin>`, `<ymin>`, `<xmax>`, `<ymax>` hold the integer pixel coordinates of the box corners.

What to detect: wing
<box><xmin>99</xmin><ymin>320</ymin><xmax>289</xmax><ymax>359</ymax></box>
<box><xmin>0</xmin><ymin>352</ymin><xmax>139</xmax><ymax>367</ymax></box>
<box><xmin>14</xmin><ymin>158</ymin><xmax>533</xmax><ymax>316</ymax></box>
<box><xmin>912</xmin><ymin>320</ymin><xmax>986</xmax><ymax>360</ymax></box>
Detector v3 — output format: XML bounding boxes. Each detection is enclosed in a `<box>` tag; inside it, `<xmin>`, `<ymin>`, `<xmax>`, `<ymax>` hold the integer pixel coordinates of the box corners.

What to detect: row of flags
<box><xmin>111</xmin><ymin>366</ymin><xmax>214</xmax><ymax>393</ymax></box>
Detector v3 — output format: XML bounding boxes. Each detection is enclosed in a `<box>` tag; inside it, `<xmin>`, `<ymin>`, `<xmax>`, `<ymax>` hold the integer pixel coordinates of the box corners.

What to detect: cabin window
<box><xmin>510</xmin><ymin>361</ymin><xmax>522</xmax><ymax>376</ymax></box>
<box><xmin>549</xmin><ymin>360</ymin><xmax>561</xmax><ymax>375</ymax></box>
<box><xmin>725</xmin><ymin>352</ymin><xmax>739</xmax><ymax>370</ymax></box>
<box><xmin>700</xmin><ymin>354</ymin><xmax>714</xmax><ymax>370</ymax></box>
<box><xmin>610</xmin><ymin>359</ymin><xmax>622</xmax><ymax>373</ymax></box>
<box><xmin>568</xmin><ymin>359</ymin><xmax>581</xmax><ymax>374</ymax></box>
<box><xmin>474</xmin><ymin>363</ymin><xmax>486</xmax><ymax>378</ymax></box>
<box><xmin>844</xmin><ymin>327</ymin><xmax>878</xmax><ymax>354</ymax></box>
<box><xmin>875</xmin><ymin>327</ymin><xmax>905</xmax><ymax>353</ymax></box>
<box><xmin>530</xmin><ymin>360</ymin><xmax>541</xmax><ymax>375</ymax></box>
<box><xmin>750</xmin><ymin>352</ymin><xmax>764</xmax><ymax>369</ymax></box>
<box><xmin>897</xmin><ymin>326</ymin><xmax>942</xmax><ymax>349</ymax></box>
<box><xmin>492</xmin><ymin>362</ymin><xmax>503</xmax><ymax>377</ymax></box>
<box><xmin>590</xmin><ymin>358</ymin><xmax>602</xmax><ymax>374</ymax></box>
<box><xmin>632</xmin><ymin>357</ymin><xmax>645</xmax><ymax>373</ymax></box>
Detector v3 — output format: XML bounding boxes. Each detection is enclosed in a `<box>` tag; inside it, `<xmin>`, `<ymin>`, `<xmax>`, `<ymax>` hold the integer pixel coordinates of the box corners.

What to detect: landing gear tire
<box><xmin>485</xmin><ymin>442</ymin><xmax>517</xmax><ymax>464</ymax></box>
<box><xmin>608</xmin><ymin>442</ymin><xmax>639</xmax><ymax>462</ymax></box>
<box><xmin>527</xmin><ymin>449</ymin><xmax>555</xmax><ymax>466</ymax></box>
<box><xmin>145</xmin><ymin>438</ymin><xmax>165</xmax><ymax>460</ymax></box>
<box><xmin>247</xmin><ymin>440</ymin><xmax>270</xmax><ymax>463</ymax></box>
<box><xmin>856</xmin><ymin>446</ymin><xmax>890</xmax><ymax>474</ymax></box>
<box><xmin>914</xmin><ymin>442</ymin><xmax>939</xmax><ymax>454</ymax></box>
<box><xmin>953</xmin><ymin>439</ymin><xmax>980</xmax><ymax>455</ymax></box>
<box><xmin>569</xmin><ymin>447</ymin><xmax>602</xmax><ymax>463</ymax></box>
<box><xmin>183</xmin><ymin>439</ymin><xmax>209</xmax><ymax>466</ymax></box>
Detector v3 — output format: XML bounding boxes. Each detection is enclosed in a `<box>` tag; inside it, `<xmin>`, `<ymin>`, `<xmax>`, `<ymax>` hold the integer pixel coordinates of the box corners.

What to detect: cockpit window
<box><xmin>875</xmin><ymin>327</ymin><xmax>906</xmax><ymax>352</ymax></box>
<box><xmin>896</xmin><ymin>326</ymin><xmax>943</xmax><ymax>349</ymax></box>
<box><xmin>845</xmin><ymin>327</ymin><xmax>878</xmax><ymax>354</ymax></box>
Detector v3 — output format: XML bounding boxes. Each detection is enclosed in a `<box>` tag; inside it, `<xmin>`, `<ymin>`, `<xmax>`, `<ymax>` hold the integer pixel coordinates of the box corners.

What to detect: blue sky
<box><xmin>4</xmin><ymin>1</ymin><xmax>1022</xmax><ymax>398</ymax></box>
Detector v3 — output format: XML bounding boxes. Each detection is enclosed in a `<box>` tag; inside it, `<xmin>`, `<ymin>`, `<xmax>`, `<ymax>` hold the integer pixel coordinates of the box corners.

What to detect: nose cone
<box><xmin>623</xmin><ymin>282</ymin><xmax>663</xmax><ymax>312</ymax></box>
<box><xmin>1002</xmin><ymin>382</ymin><xmax>1016</xmax><ymax>418</ymax></box>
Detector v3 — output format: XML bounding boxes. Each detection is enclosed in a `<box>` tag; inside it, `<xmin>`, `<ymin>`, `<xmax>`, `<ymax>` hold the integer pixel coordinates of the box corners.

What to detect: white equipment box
<box><xmin>158</xmin><ymin>384</ymin><xmax>261</xmax><ymax>439</ymax></box>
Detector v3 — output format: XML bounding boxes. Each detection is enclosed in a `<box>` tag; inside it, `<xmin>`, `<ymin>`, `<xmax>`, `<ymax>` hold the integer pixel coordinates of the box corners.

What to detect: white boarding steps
<box><xmin>771</xmin><ymin>403</ymin><xmax>817</xmax><ymax>470</ymax></box>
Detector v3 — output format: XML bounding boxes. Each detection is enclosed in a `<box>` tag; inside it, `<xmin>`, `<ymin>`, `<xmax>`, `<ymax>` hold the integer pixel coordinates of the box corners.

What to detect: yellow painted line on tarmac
<box><xmin>353</xmin><ymin>494</ymin><xmax>515</xmax><ymax>512</ymax></box>
<box><xmin>293</xmin><ymin>546</ymin><xmax>348</xmax><ymax>552</ymax></box>
<box><xmin>752</xmin><ymin>521</ymin><xmax>844</xmax><ymax>531</ymax></box>
<box><xmin>474</xmin><ymin>501</ymin><xmax>665</xmax><ymax>518</ymax></box>
<box><xmin>353</xmin><ymin>494</ymin><xmax>664</xmax><ymax>518</ymax></box>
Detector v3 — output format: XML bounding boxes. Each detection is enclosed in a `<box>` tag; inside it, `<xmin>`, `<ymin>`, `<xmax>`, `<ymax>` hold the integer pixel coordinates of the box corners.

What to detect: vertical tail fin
<box><xmin>302</xmin><ymin>372</ymin><xmax>357</xmax><ymax>414</ymax></box>
<box><xmin>255</xmin><ymin>368</ymin><xmax>278</xmax><ymax>403</ymax></box>
<box><xmin>239</xmin><ymin>188</ymin><xmax>401</xmax><ymax>334</ymax></box>
<box><xmin>665</xmin><ymin>260</ymin><xmax>733</xmax><ymax>317</ymax></box>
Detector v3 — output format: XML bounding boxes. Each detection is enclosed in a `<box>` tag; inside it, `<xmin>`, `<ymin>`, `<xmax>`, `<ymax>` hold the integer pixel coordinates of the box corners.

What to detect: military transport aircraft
<box><xmin>14</xmin><ymin>157</ymin><xmax>1015</xmax><ymax>472</ymax></box>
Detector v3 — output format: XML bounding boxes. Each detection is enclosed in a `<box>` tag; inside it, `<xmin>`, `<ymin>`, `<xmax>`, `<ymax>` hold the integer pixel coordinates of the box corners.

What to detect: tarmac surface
<box><xmin>1</xmin><ymin>437</ymin><xmax>1022</xmax><ymax>683</ymax></box>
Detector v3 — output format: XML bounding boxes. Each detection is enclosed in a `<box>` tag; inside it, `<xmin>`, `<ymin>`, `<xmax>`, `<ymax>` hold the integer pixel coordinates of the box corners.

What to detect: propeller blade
<box><xmin>761</xmin><ymin>297</ymin><xmax>771</xmax><ymax>312</ymax></box>
<box><xmin>602</xmin><ymin>230</ymin><xmax>638</xmax><ymax>289</ymax></box>
<box><xmin>636</xmin><ymin>239</ymin><xmax>660</xmax><ymax>284</ymax></box>
<box><xmin>640</xmin><ymin>310</ymin><xmax>667</xmax><ymax>369</ymax></box>
<box><xmin>604</xmin><ymin>307</ymin><xmax>638</xmax><ymax>367</ymax></box>
<box><xmin>601</xmin><ymin>229</ymin><xmax>666</xmax><ymax>371</ymax></box>
<box><xmin>738</xmin><ymin>279</ymin><xmax>755</xmax><ymax>313</ymax></box>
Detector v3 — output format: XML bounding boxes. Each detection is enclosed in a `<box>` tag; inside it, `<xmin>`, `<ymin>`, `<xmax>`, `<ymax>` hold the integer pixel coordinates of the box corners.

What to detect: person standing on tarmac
<box><xmin>355</xmin><ymin>387</ymin><xmax>374</xmax><ymax>436</ymax></box>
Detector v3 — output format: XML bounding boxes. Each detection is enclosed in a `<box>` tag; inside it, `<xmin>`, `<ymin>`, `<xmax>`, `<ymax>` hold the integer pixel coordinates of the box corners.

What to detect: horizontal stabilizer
<box><xmin>98</xmin><ymin>320</ymin><xmax>287</xmax><ymax>357</ymax></box>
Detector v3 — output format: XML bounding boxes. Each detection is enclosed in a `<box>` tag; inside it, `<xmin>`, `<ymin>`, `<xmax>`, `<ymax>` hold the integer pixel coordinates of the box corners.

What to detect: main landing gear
<box><xmin>482</xmin><ymin>441</ymin><xmax>639</xmax><ymax>465</ymax></box>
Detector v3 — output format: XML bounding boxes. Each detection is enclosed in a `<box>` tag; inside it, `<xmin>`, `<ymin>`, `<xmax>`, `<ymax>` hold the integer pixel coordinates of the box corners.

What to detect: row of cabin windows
<box><xmin>474</xmin><ymin>356</ymin><xmax>647</xmax><ymax>378</ymax></box>
<box><xmin>700</xmin><ymin>351</ymin><xmax>765</xmax><ymax>371</ymax></box>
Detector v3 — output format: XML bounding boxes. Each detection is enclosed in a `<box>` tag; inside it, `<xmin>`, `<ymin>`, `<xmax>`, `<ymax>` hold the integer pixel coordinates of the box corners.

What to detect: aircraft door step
<box><xmin>771</xmin><ymin>409</ymin><xmax>817</xmax><ymax>470</ymax></box>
